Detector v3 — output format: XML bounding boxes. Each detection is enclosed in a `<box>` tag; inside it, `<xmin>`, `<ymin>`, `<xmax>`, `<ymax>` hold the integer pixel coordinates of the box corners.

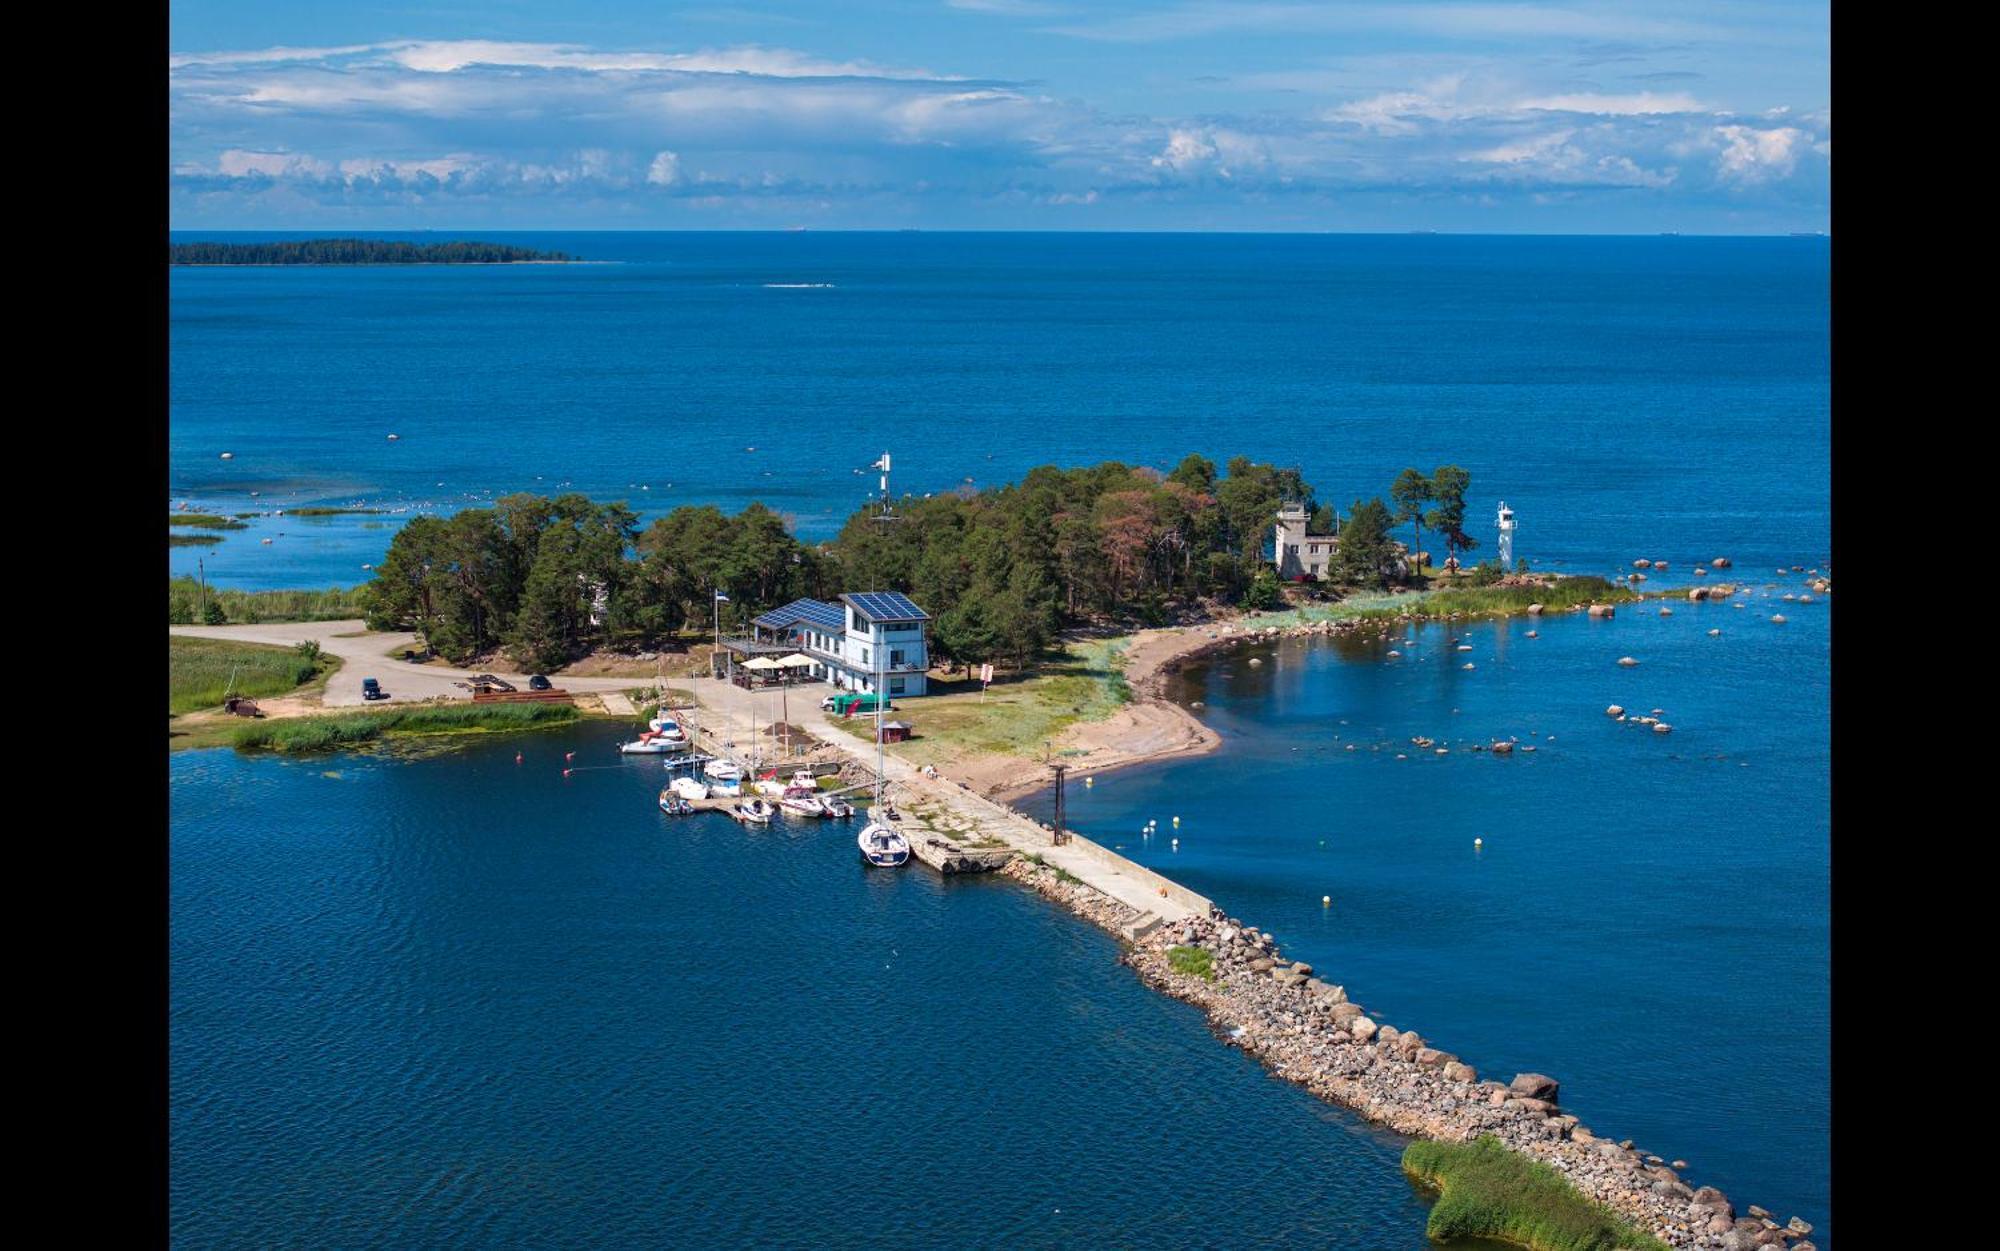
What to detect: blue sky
<box><xmin>170</xmin><ymin>1</ymin><xmax>1830</xmax><ymax>232</ymax></box>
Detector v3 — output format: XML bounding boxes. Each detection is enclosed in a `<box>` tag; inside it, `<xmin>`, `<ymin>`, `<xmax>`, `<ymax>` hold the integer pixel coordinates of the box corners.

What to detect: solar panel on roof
<box><xmin>843</xmin><ymin>591</ymin><xmax>929</xmax><ymax>622</ymax></box>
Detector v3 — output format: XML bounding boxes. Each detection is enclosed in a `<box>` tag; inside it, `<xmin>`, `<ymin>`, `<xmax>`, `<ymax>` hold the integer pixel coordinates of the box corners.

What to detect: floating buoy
<box><xmin>219</xmin><ymin>451</ymin><xmax>234</xmax><ymax>460</ymax></box>
<box><xmin>565</xmin><ymin>751</ymin><xmax>575</xmax><ymax>761</ymax></box>
<box><xmin>515</xmin><ymin>753</ymin><xmax>523</xmax><ymax>764</ymax></box>
<box><xmin>387</xmin><ymin>433</ymin><xmax>399</xmax><ymax>441</ymax></box>
<box><xmin>1474</xmin><ymin>837</ymin><xmax>1483</xmax><ymax>847</ymax></box>
<box><xmin>563</xmin><ymin>768</ymin><xmax>574</xmax><ymax>777</ymax></box>
<box><xmin>1322</xmin><ymin>895</ymin><xmax>1331</xmax><ymax>907</ymax></box>
<box><xmin>1084</xmin><ymin>776</ymin><xmax>1094</xmax><ymax>787</ymax></box>
<box><xmin>1171</xmin><ymin>838</ymin><xmax>1179</xmax><ymax>849</ymax></box>
<box><xmin>1172</xmin><ymin>815</ymin><xmax>1180</xmax><ymax>827</ymax></box>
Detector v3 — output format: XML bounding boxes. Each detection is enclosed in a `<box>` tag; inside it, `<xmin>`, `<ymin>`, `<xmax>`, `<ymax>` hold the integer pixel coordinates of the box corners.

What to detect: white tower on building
<box><xmin>1496</xmin><ymin>501</ymin><xmax>1516</xmax><ymax>569</ymax></box>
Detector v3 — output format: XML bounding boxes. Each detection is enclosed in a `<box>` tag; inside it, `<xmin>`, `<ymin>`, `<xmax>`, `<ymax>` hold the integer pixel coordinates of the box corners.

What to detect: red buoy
<box><xmin>562</xmin><ymin>768</ymin><xmax>573</xmax><ymax>778</ymax></box>
<box><xmin>565</xmin><ymin>751</ymin><xmax>575</xmax><ymax>761</ymax></box>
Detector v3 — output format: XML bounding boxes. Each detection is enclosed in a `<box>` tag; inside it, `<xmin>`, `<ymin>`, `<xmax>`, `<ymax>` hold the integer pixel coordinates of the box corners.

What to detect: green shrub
<box><xmin>1167</xmin><ymin>945</ymin><xmax>1216</xmax><ymax>981</ymax></box>
<box><xmin>1403</xmin><ymin>1136</ymin><xmax>1670</xmax><ymax>1251</ymax></box>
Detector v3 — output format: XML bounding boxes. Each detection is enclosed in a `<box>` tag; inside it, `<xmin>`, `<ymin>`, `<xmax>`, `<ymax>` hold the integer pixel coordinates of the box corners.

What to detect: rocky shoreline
<box><xmin>1001</xmin><ymin>856</ymin><xmax>1817</xmax><ymax>1251</ymax></box>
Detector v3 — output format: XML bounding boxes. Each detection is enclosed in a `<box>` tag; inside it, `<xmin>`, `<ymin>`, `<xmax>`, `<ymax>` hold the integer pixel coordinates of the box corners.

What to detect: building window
<box><xmin>862</xmin><ymin>647</ymin><xmax>870</xmax><ymax>665</ymax></box>
<box><xmin>890</xmin><ymin>649</ymin><xmax>905</xmax><ymax>669</ymax></box>
<box><xmin>889</xmin><ymin>677</ymin><xmax>906</xmax><ymax>695</ymax></box>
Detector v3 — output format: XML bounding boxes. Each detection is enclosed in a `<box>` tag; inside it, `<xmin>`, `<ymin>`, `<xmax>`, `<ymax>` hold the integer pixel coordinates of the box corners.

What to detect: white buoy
<box><xmin>1084</xmin><ymin>776</ymin><xmax>1094</xmax><ymax>787</ymax></box>
<box><xmin>1172</xmin><ymin>816</ymin><xmax>1180</xmax><ymax>827</ymax></box>
<box><xmin>1322</xmin><ymin>895</ymin><xmax>1331</xmax><ymax>907</ymax></box>
<box><xmin>1171</xmin><ymin>838</ymin><xmax>1179</xmax><ymax>849</ymax></box>
<box><xmin>1474</xmin><ymin>837</ymin><xmax>1483</xmax><ymax>847</ymax></box>
<box><xmin>219</xmin><ymin>451</ymin><xmax>234</xmax><ymax>460</ymax></box>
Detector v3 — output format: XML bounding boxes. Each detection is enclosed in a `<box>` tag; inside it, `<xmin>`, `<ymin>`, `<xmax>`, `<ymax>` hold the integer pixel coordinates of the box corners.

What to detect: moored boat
<box><xmin>732</xmin><ymin>797</ymin><xmax>776</xmax><ymax>824</ymax></box>
<box><xmin>858</xmin><ymin>820</ymin><xmax>909</xmax><ymax>866</ymax></box>
<box><xmin>657</xmin><ymin>789</ymin><xmax>694</xmax><ymax>816</ymax></box>
<box><xmin>780</xmin><ymin>791</ymin><xmax>827</xmax><ymax>818</ymax></box>
<box><xmin>704</xmin><ymin>760</ymin><xmax>744</xmax><ymax>796</ymax></box>
<box><xmin>669</xmin><ymin>775</ymin><xmax>710</xmax><ymax>802</ymax></box>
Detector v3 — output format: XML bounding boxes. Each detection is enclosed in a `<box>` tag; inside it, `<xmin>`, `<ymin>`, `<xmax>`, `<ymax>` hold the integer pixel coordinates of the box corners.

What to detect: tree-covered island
<box><xmin>346</xmin><ymin>455</ymin><xmax>1586</xmax><ymax>673</ymax></box>
<box><xmin>169</xmin><ymin>239</ymin><xmax>574</xmax><ymax>265</ymax></box>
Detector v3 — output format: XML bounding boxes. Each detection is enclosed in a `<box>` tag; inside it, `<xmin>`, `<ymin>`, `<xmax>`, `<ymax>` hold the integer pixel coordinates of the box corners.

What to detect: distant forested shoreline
<box><xmin>169</xmin><ymin>239</ymin><xmax>575</xmax><ymax>265</ymax></box>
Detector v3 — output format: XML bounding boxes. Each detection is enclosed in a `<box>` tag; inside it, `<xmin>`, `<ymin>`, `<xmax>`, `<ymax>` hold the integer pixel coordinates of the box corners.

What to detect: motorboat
<box><xmin>704</xmin><ymin>760</ymin><xmax>744</xmax><ymax>796</ymax></box>
<box><xmin>819</xmin><ymin>796</ymin><xmax>856</xmax><ymax>819</ymax></box>
<box><xmin>858</xmin><ymin>820</ymin><xmax>909</xmax><ymax>867</ymax></box>
<box><xmin>657</xmin><ymin>789</ymin><xmax>694</xmax><ymax>816</ymax></box>
<box><xmin>621</xmin><ymin>710</ymin><xmax>690</xmax><ymax>754</ymax></box>
<box><xmin>732</xmin><ymin>797</ymin><xmax>776</xmax><ymax>825</ymax></box>
<box><xmin>753</xmin><ymin>778</ymin><xmax>790</xmax><ymax>798</ymax></box>
<box><xmin>780</xmin><ymin>791</ymin><xmax>827</xmax><ymax>818</ymax></box>
<box><xmin>669</xmin><ymin>776</ymin><xmax>710</xmax><ymax>802</ymax></box>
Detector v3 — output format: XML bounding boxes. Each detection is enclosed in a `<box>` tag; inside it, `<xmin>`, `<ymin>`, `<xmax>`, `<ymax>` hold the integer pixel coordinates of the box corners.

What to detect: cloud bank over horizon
<box><xmin>169</xmin><ymin>6</ymin><xmax>1829</xmax><ymax>232</ymax></box>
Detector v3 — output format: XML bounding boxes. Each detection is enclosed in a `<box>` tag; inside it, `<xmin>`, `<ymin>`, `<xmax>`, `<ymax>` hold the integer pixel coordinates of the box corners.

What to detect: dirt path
<box><xmin>170</xmin><ymin>620</ymin><xmax>650</xmax><ymax>709</ymax></box>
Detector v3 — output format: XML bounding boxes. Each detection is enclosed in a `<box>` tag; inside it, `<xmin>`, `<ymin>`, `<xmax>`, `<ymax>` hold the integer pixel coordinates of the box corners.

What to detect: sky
<box><xmin>169</xmin><ymin>1</ymin><xmax>1831</xmax><ymax>232</ymax></box>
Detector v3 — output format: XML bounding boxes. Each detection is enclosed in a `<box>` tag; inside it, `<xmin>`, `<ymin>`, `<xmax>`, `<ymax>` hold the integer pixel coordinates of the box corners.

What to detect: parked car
<box><xmin>528</xmin><ymin>674</ymin><xmax>552</xmax><ymax>691</ymax></box>
<box><xmin>361</xmin><ymin>677</ymin><xmax>386</xmax><ymax>701</ymax></box>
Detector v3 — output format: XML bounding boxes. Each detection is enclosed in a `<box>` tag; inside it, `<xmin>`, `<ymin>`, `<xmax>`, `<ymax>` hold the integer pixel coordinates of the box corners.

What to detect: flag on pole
<box><xmin>714</xmin><ymin>591</ymin><xmax>730</xmax><ymax>602</ymax></box>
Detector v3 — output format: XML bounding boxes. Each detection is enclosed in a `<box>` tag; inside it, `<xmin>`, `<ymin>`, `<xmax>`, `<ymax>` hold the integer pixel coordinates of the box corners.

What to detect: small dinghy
<box><xmin>858</xmin><ymin>820</ymin><xmax>909</xmax><ymax>867</ymax></box>
<box><xmin>669</xmin><ymin>775</ymin><xmax>710</xmax><ymax>802</ymax></box>
<box><xmin>657</xmin><ymin>789</ymin><xmax>694</xmax><ymax>816</ymax></box>
<box><xmin>732</xmin><ymin>797</ymin><xmax>776</xmax><ymax>825</ymax></box>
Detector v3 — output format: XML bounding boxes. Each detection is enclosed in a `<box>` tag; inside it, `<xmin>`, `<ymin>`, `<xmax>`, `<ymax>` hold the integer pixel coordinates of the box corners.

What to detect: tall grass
<box><xmin>169</xmin><ymin>637</ymin><xmax>323</xmax><ymax>714</ymax></box>
<box><xmin>1417</xmin><ymin>575</ymin><xmax>1632</xmax><ymax>619</ymax></box>
<box><xmin>168</xmin><ymin>514</ymin><xmax>249</xmax><ymax>530</ymax></box>
<box><xmin>233</xmin><ymin>702</ymin><xmax>579</xmax><ymax>752</ymax></box>
<box><xmin>1403</xmin><ymin>1136</ymin><xmax>1670</xmax><ymax>1251</ymax></box>
<box><xmin>168</xmin><ymin>577</ymin><xmax>369</xmax><ymax>623</ymax></box>
<box><xmin>1167</xmin><ymin>945</ymin><xmax>1217</xmax><ymax>981</ymax></box>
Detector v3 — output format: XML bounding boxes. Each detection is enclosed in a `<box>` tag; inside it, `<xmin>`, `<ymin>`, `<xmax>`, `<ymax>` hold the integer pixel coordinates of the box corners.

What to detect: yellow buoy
<box><xmin>1084</xmin><ymin>776</ymin><xmax>1094</xmax><ymax>787</ymax></box>
<box><xmin>1322</xmin><ymin>895</ymin><xmax>1331</xmax><ymax>907</ymax></box>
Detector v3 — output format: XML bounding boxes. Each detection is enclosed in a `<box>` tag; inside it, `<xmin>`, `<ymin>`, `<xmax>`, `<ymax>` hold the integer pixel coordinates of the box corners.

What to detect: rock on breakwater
<box><xmin>999</xmin><ymin>858</ymin><xmax>1809</xmax><ymax>1251</ymax></box>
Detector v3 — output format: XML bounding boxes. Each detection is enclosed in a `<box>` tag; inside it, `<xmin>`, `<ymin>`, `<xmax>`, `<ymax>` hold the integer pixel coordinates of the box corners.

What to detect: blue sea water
<box><xmin>170</xmin><ymin>737</ymin><xmax>1454</xmax><ymax>1248</ymax></box>
<box><xmin>168</xmin><ymin>232</ymin><xmax>1830</xmax><ymax>1244</ymax></box>
<box><xmin>1020</xmin><ymin>584</ymin><xmax>1833</xmax><ymax>1240</ymax></box>
<box><xmin>169</xmin><ymin>232</ymin><xmax>1828</xmax><ymax>589</ymax></box>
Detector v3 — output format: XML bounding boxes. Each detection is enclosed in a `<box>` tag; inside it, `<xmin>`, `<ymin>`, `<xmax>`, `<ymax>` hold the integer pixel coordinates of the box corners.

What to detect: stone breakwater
<box><xmin>1001</xmin><ymin>858</ymin><xmax>1817</xmax><ymax>1251</ymax></box>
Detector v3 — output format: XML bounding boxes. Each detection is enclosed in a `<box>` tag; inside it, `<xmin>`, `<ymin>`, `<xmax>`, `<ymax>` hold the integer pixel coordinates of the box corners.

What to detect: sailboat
<box><xmin>856</xmin><ymin>645</ymin><xmax>909</xmax><ymax>867</ymax></box>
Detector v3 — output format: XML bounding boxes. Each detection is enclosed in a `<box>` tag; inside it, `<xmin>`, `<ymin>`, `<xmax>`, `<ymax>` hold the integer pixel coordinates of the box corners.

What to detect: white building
<box><xmin>1273</xmin><ymin>501</ymin><xmax>1339</xmax><ymax>581</ymax></box>
<box><xmin>748</xmin><ymin>592</ymin><xmax>931</xmax><ymax>697</ymax></box>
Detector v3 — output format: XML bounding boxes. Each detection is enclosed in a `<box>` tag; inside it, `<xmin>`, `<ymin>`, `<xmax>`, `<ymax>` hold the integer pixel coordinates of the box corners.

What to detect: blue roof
<box><xmin>842</xmin><ymin>591</ymin><xmax>930</xmax><ymax>623</ymax></box>
<box><xmin>752</xmin><ymin>598</ymin><xmax>845</xmax><ymax>632</ymax></box>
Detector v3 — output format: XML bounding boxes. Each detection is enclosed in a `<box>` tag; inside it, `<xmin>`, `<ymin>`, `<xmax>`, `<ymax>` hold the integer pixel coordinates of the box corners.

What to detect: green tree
<box><xmin>1241</xmin><ymin>566</ymin><xmax>1282</xmax><ymax>610</ymax></box>
<box><xmin>1335</xmin><ymin>497</ymin><xmax>1396</xmax><ymax>589</ymax></box>
<box><xmin>1426</xmin><ymin>465</ymin><xmax>1478</xmax><ymax>566</ymax></box>
<box><xmin>1390</xmin><ymin>469</ymin><xmax>1434</xmax><ymax>574</ymax></box>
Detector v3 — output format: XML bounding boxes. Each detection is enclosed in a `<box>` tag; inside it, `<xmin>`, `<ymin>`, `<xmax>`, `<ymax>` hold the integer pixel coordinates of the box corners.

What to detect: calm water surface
<box><xmin>168</xmin><ymin>232</ymin><xmax>1828</xmax><ymax>589</ymax></box>
<box><xmin>171</xmin><ymin>733</ymin><xmax>1458</xmax><ymax>1248</ymax></box>
<box><xmin>1020</xmin><ymin>581</ymin><xmax>1832</xmax><ymax>1240</ymax></box>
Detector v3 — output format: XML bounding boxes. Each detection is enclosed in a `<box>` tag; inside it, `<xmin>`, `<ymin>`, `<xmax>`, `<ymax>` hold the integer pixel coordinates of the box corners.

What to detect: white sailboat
<box><xmin>857</xmin><ymin>645</ymin><xmax>908</xmax><ymax>867</ymax></box>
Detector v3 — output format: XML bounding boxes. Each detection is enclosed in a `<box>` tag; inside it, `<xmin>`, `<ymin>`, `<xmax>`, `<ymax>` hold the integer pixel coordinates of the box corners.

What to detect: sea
<box><xmin>169</xmin><ymin>232</ymin><xmax>1830</xmax><ymax>1246</ymax></box>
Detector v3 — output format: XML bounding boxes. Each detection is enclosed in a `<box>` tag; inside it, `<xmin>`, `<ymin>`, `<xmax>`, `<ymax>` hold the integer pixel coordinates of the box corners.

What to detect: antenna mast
<box><xmin>871</xmin><ymin>452</ymin><xmax>900</xmax><ymax>522</ymax></box>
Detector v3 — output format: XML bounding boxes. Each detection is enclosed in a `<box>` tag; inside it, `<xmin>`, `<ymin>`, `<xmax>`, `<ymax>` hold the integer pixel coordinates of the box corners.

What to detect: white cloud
<box><xmin>647</xmin><ymin>151</ymin><xmax>682</xmax><ymax>186</ymax></box>
<box><xmin>1711</xmin><ymin>124</ymin><xmax>1807</xmax><ymax>182</ymax></box>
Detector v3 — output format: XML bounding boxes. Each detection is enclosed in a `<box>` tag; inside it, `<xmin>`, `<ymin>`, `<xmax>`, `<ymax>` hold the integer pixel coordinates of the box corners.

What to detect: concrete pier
<box><xmin>684</xmin><ymin>676</ymin><xmax>1212</xmax><ymax>919</ymax></box>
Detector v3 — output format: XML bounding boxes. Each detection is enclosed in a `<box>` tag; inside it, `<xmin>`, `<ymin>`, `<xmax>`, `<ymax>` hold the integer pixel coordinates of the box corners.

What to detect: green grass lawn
<box><xmin>169</xmin><ymin>637</ymin><xmax>334</xmax><ymax>715</ymax></box>
<box><xmin>826</xmin><ymin>639</ymin><xmax>1132</xmax><ymax>765</ymax></box>
<box><xmin>1403</xmin><ymin>1136</ymin><xmax>1670</xmax><ymax>1251</ymax></box>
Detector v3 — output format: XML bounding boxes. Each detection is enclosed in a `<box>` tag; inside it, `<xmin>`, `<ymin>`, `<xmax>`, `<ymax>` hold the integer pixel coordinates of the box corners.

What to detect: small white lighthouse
<box><xmin>1496</xmin><ymin>501</ymin><xmax>1516</xmax><ymax>569</ymax></box>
